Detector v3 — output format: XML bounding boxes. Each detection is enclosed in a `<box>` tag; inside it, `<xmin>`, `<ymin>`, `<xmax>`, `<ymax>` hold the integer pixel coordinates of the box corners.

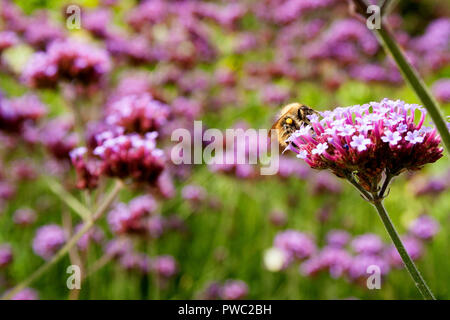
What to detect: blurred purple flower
<box><xmin>105</xmin><ymin>238</ymin><xmax>133</xmax><ymax>258</ymax></box>
<box><xmin>172</xmin><ymin>97</ymin><xmax>202</xmax><ymax>121</ymax></box>
<box><xmin>181</xmin><ymin>185</ymin><xmax>207</xmax><ymax>203</ymax></box>
<box><xmin>348</xmin><ymin>254</ymin><xmax>390</xmax><ymax>280</ymax></box>
<box><xmin>12</xmin><ymin>160</ymin><xmax>37</xmax><ymax>181</ymax></box>
<box><xmin>326</xmin><ymin>230</ymin><xmax>351</xmax><ymax>248</ymax></box>
<box><xmin>93</xmin><ymin>131</ymin><xmax>165</xmax><ymax>184</ymax></box>
<box><xmin>40</xmin><ymin>117</ymin><xmax>78</xmax><ymax>160</ymax></box>
<box><xmin>0</xmin><ymin>180</ymin><xmax>16</xmax><ymax>200</ymax></box>
<box><xmin>301</xmin><ymin>246</ymin><xmax>352</xmax><ymax>278</ymax></box>
<box><xmin>127</xmin><ymin>0</ymin><xmax>168</xmax><ymax>32</ymax></box>
<box><xmin>269</xmin><ymin>210</ymin><xmax>288</xmax><ymax>227</ymax></box>
<box><xmin>69</xmin><ymin>147</ymin><xmax>101</xmax><ymax>190</ymax></box>
<box><xmin>23</xmin><ymin>40</ymin><xmax>110</xmax><ymax>88</ymax></box>
<box><xmin>0</xmin><ymin>94</ymin><xmax>47</xmax><ymax>133</ymax></box>
<box><xmin>24</xmin><ymin>14</ymin><xmax>64</xmax><ymax>49</ymax></box>
<box><xmin>274</xmin><ymin>230</ymin><xmax>316</xmax><ymax>261</ymax></box>
<box><xmin>350</xmin><ymin>63</ymin><xmax>402</xmax><ymax>84</ymax></box>
<box><xmin>108</xmin><ymin>195</ymin><xmax>157</xmax><ymax>234</ymax></box>
<box><xmin>32</xmin><ymin>224</ymin><xmax>67</xmax><ymax>260</ymax></box>
<box><xmin>10</xmin><ymin>288</ymin><xmax>39</xmax><ymax>300</ymax></box>
<box><xmin>277</xmin><ymin>156</ymin><xmax>310</xmax><ymax>179</ymax></box>
<box><xmin>431</xmin><ymin>79</ymin><xmax>450</xmax><ymax>103</ymax></box>
<box><xmin>0</xmin><ymin>31</ymin><xmax>18</xmax><ymax>52</ymax></box>
<box><xmin>221</xmin><ymin>280</ymin><xmax>248</xmax><ymax>300</ymax></box>
<box><xmin>105</xmin><ymin>93</ymin><xmax>170</xmax><ymax>134</ymax></box>
<box><xmin>82</xmin><ymin>9</ymin><xmax>112</xmax><ymax>39</ymax></box>
<box><xmin>13</xmin><ymin>208</ymin><xmax>36</xmax><ymax>226</ymax></box>
<box><xmin>351</xmin><ymin>234</ymin><xmax>384</xmax><ymax>255</ymax></box>
<box><xmin>0</xmin><ymin>243</ymin><xmax>13</xmax><ymax>267</ymax></box>
<box><xmin>152</xmin><ymin>255</ymin><xmax>177</xmax><ymax>278</ymax></box>
<box><xmin>261</xmin><ymin>85</ymin><xmax>290</xmax><ymax>106</ymax></box>
<box><xmin>147</xmin><ymin>215</ymin><xmax>165</xmax><ymax>239</ymax></box>
<box><xmin>386</xmin><ymin>236</ymin><xmax>423</xmax><ymax>268</ymax></box>
<box><xmin>408</xmin><ymin>215</ymin><xmax>439</xmax><ymax>241</ymax></box>
<box><xmin>200</xmin><ymin>281</ymin><xmax>222</xmax><ymax>300</ymax></box>
<box><xmin>411</xmin><ymin>18</ymin><xmax>450</xmax><ymax>71</ymax></box>
<box><xmin>311</xmin><ymin>171</ymin><xmax>342</xmax><ymax>195</ymax></box>
<box><xmin>75</xmin><ymin>224</ymin><xmax>104</xmax><ymax>252</ymax></box>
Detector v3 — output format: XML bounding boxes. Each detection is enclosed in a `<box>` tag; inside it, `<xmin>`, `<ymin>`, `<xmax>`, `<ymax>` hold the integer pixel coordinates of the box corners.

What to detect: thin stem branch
<box><xmin>371</xmin><ymin>199</ymin><xmax>435</xmax><ymax>300</ymax></box>
<box><xmin>1</xmin><ymin>180</ymin><xmax>123</xmax><ymax>300</ymax></box>
<box><xmin>351</xmin><ymin>0</ymin><xmax>450</xmax><ymax>153</ymax></box>
<box><xmin>345</xmin><ymin>173</ymin><xmax>373</xmax><ymax>202</ymax></box>
<box><xmin>378</xmin><ymin>172</ymin><xmax>392</xmax><ymax>198</ymax></box>
<box><xmin>46</xmin><ymin>178</ymin><xmax>91</xmax><ymax>221</ymax></box>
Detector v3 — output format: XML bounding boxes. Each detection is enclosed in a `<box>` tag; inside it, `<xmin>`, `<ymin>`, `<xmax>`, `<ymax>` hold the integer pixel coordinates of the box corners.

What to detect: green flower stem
<box><xmin>1</xmin><ymin>180</ymin><xmax>123</xmax><ymax>300</ymax></box>
<box><xmin>371</xmin><ymin>199</ymin><xmax>435</xmax><ymax>300</ymax></box>
<box><xmin>46</xmin><ymin>178</ymin><xmax>91</xmax><ymax>221</ymax></box>
<box><xmin>345</xmin><ymin>174</ymin><xmax>435</xmax><ymax>299</ymax></box>
<box><xmin>352</xmin><ymin>0</ymin><xmax>450</xmax><ymax>153</ymax></box>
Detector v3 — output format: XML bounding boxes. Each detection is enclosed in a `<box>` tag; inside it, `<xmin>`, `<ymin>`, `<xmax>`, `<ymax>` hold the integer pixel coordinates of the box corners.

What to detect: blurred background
<box><xmin>0</xmin><ymin>0</ymin><xmax>449</xmax><ymax>299</ymax></box>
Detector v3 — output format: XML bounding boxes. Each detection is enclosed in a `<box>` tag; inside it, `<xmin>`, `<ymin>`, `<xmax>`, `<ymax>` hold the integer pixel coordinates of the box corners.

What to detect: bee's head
<box><xmin>297</xmin><ymin>105</ymin><xmax>316</xmax><ymax>121</ymax></box>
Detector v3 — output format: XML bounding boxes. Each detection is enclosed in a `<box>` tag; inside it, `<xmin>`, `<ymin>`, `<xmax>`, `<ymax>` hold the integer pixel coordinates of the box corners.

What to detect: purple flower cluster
<box><xmin>410</xmin><ymin>170</ymin><xmax>450</xmax><ymax>197</ymax></box>
<box><xmin>75</xmin><ymin>224</ymin><xmax>104</xmax><ymax>252</ymax></box>
<box><xmin>277</xmin><ymin>156</ymin><xmax>310</xmax><ymax>179</ymax></box>
<box><xmin>13</xmin><ymin>208</ymin><xmax>37</xmax><ymax>226</ymax></box>
<box><xmin>287</xmin><ymin>99</ymin><xmax>443</xmax><ymax>191</ymax></box>
<box><xmin>0</xmin><ymin>94</ymin><xmax>47</xmax><ymax>133</ymax></box>
<box><xmin>40</xmin><ymin>117</ymin><xmax>78</xmax><ymax>160</ymax></box>
<box><xmin>107</xmin><ymin>195</ymin><xmax>157</xmax><ymax>234</ymax></box>
<box><xmin>301</xmin><ymin>246</ymin><xmax>352</xmax><ymax>278</ymax></box>
<box><xmin>181</xmin><ymin>184</ymin><xmax>207</xmax><ymax>204</ymax></box>
<box><xmin>105</xmin><ymin>93</ymin><xmax>170</xmax><ymax>134</ymax></box>
<box><xmin>431</xmin><ymin>79</ymin><xmax>450</xmax><ymax>104</ymax></box>
<box><xmin>0</xmin><ymin>180</ymin><xmax>15</xmax><ymax>200</ymax></box>
<box><xmin>103</xmin><ymin>239</ymin><xmax>178</xmax><ymax>279</ymax></box>
<box><xmin>32</xmin><ymin>224</ymin><xmax>66</xmax><ymax>260</ymax></box>
<box><xmin>304</xmin><ymin>19</ymin><xmax>378</xmax><ymax>64</ymax></box>
<box><xmin>93</xmin><ymin>131</ymin><xmax>165</xmax><ymax>184</ymax></box>
<box><xmin>261</xmin><ymin>84</ymin><xmax>291</xmax><ymax>106</ymax></box>
<box><xmin>208</xmin><ymin>123</ymin><xmax>272</xmax><ymax>179</ymax></box>
<box><xmin>386</xmin><ymin>236</ymin><xmax>423</xmax><ymax>268</ymax></box>
<box><xmin>351</xmin><ymin>234</ymin><xmax>384</xmax><ymax>255</ymax></box>
<box><xmin>195</xmin><ymin>3</ymin><xmax>247</xmax><ymax>29</ymax></box>
<box><xmin>82</xmin><ymin>9</ymin><xmax>112</xmax><ymax>39</ymax></box>
<box><xmin>349</xmin><ymin>63</ymin><xmax>402</xmax><ymax>84</ymax></box>
<box><xmin>274</xmin><ymin>230</ymin><xmax>316</xmax><ymax>263</ymax></box>
<box><xmin>70</xmin><ymin>129</ymin><xmax>165</xmax><ymax>187</ymax></box>
<box><xmin>256</xmin><ymin>0</ymin><xmax>337</xmax><ymax>25</ymax></box>
<box><xmin>410</xmin><ymin>18</ymin><xmax>450</xmax><ymax>71</ymax></box>
<box><xmin>269</xmin><ymin>209</ymin><xmax>288</xmax><ymax>227</ymax></box>
<box><xmin>408</xmin><ymin>215</ymin><xmax>439</xmax><ymax>241</ymax></box>
<box><xmin>0</xmin><ymin>31</ymin><xmax>18</xmax><ymax>53</ymax></box>
<box><xmin>200</xmin><ymin>280</ymin><xmax>249</xmax><ymax>300</ymax></box>
<box><xmin>326</xmin><ymin>230</ymin><xmax>351</xmax><ymax>248</ymax></box>
<box><xmin>152</xmin><ymin>255</ymin><xmax>178</xmax><ymax>278</ymax></box>
<box><xmin>270</xmin><ymin>219</ymin><xmax>439</xmax><ymax>284</ymax></box>
<box><xmin>9</xmin><ymin>287</ymin><xmax>39</xmax><ymax>300</ymax></box>
<box><xmin>127</xmin><ymin>0</ymin><xmax>168</xmax><ymax>32</ymax></box>
<box><xmin>0</xmin><ymin>243</ymin><xmax>13</xmax><ymax>267</ymax></box>
<box><xmin>24</xmin><ymin>14</ymin><xmax>65</xmax><ymax>50</ymax></box>
<box><xmin>23</xmin><ymin>40</ymin><xmax>111</xmax><ymax>88</ymax></box>
<box><xmin>69</xmin><ymin>147</ymin><xmax>102</xmax><ymax>189</ymax></box>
